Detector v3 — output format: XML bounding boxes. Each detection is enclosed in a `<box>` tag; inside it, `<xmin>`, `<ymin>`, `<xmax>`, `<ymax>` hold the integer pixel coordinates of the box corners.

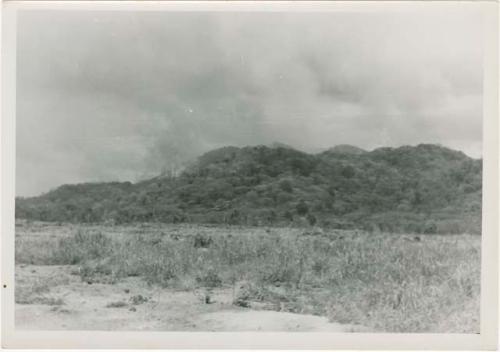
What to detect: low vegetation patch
<box><xmin>15</xmin><ymin>223</ymin><xmax>480</xmax><ymax>333</ymax></box>
<box><xmin>129</xmin><ymin>294</ymin><xmax>149</xmax><ymax>305</ymax></box>
<box><xmin>15</xmin><ymin>274</ymin><xmax>68</xmax><ymax>306</ymax></box>
<box><xmin>105</xmin><ymin>301</ymin><xmax>127</xmax><ymax>308</ymax></box>
<box><xmin>16</xmin><ymin>294</ymin><xmax>65</xmax><ymax>306</ymax></box>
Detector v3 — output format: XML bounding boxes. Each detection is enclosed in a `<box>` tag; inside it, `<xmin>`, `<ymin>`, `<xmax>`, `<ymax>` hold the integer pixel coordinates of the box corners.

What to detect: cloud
<box><xmin>16</xmin><ymin>9</ymin><xmax>483</xmax><ymax>196</ymax></box>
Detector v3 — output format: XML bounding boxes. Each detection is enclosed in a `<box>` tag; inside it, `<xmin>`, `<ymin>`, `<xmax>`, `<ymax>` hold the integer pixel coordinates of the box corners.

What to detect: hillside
<box><xmin>326</xmin><ymin>144</ymin><xmax>367</xmax><ymax>155</ymax></box>
<box><xmin>15</xmin><ymin>144</ymin><xmax>482</xmax><ymax>234</ymax></box>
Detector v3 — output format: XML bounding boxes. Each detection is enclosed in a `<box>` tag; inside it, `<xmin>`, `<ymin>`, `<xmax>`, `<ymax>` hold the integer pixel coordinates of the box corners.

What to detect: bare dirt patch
<box><xmin>196</xmin><ymin>310</ymin><xmax>366</xmax><ymax>332</ymax></box>
<box><xmin>15</xmin><ymin>265</ymin><xmax>364</xmax><ymax>332</ymax></box>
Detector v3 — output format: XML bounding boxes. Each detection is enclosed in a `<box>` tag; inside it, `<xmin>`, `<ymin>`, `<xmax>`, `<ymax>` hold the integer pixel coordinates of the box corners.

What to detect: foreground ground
<box><xmin>16</xmin><ymin>265</ymin><xmax>364</xmax><ymax>331</ymax></box>
<box><xmin>15</xmin><ymin>221</ymin><xmax>480</xmax><ymax>332</ymax></box>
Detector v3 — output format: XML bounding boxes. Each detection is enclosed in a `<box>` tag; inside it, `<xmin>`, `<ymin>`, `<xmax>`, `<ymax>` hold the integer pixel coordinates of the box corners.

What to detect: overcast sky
<box><xmin>17</xmin><ymin>9</ymin><xmax>483</xmax><ymax>197</ymax></box>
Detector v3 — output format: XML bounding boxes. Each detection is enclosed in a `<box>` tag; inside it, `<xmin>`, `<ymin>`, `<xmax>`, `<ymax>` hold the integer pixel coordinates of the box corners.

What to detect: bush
<box><xmin>196</xmin><ymin>268</ymin><xmax>222</xmax><ymax>288</ymax></box>
<box><xmin>193</xmin><ymin>233</ymin><xmax>213</xmax><ymax>248</ymax></box>
<box><xmin>130</xmin><ymin>295</ymin><xmax>149</xmax><ymax>305</ymax></box>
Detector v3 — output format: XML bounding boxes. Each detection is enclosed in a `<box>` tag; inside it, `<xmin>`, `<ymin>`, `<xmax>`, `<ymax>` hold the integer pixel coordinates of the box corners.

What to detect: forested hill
<box><xmin>16</xmin><ymin>144</ymin><xmax>482</xmax><ymax>234</ymax></box>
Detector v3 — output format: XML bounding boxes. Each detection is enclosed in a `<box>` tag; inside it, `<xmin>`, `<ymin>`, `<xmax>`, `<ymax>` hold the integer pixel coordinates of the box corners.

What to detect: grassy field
<box><xmin>15</xmin><ymin>221</ymin><xmax>480</xmax><ymax>333</ymax></box>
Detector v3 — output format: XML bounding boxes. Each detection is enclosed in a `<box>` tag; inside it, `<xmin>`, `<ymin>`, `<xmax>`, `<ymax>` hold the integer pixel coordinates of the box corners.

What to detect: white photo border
<box><xmin>1</xmin><ymin>1</ymin><xmax>498</xmax><ymax>349</ymax></box>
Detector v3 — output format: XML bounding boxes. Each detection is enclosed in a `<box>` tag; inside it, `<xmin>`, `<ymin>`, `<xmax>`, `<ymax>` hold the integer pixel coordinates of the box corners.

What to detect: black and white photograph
<box><xmin>2</xmin><ymin>0</ymin><xmax>499</xmax><ymax>349</ymax></box>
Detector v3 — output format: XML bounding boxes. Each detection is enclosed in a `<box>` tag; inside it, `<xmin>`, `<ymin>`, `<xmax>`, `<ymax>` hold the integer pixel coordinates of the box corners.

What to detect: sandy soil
<box><xmin>15</xmin><ymin>265</ymin><xmax>365</xmax><ymax>332</ymax></box>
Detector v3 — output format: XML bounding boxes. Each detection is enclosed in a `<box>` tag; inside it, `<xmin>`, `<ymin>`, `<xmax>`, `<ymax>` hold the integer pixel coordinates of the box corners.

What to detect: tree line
<box><xmin>16</xmin><ymin>144</ymin><xmax>482</xmax><ymax>234</ymax></box>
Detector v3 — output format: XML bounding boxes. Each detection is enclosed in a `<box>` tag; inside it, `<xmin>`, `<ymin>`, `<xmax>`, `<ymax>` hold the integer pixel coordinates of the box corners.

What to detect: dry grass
<box><xmin>15</xmin><ymin>221</ymin><xmax>480</xmax><ymax>333</ymax></box>
<box><xmin>15</xmin><ymin>276</ymin><xmax>66</xmax><ymax>306</ymax></box>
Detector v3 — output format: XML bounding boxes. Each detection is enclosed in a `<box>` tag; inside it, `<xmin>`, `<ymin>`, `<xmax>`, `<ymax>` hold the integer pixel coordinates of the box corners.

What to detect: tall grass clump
<box><xmin>16</xmin><ymin>229</ymin><xmax>114</xmax><ymax>265</ymax></box>
<box><xmin>52</xmin><ymin>229</ymin><xmax>114</xmax><ymax>265</ymax></box>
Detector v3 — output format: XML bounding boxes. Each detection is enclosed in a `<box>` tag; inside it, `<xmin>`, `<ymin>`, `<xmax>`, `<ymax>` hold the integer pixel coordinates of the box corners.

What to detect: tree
<box><xmin>341</xmin><ymin>165</ymin><xmax>355</xmax><ymax>179</ymax></box>
<box><xmin>306</xmin><ymin>213</ymin><xmax>317</xmax><ymax>226</ymax></box>
<box><xmin>296</xmin><ymin>200</ymin><xmax>309</xmax><ymax>215</ymax></box>
<box><xmin>279</xmin><ymin>179</ymin><xmax>293</xmax><ymax>193</ymax></box>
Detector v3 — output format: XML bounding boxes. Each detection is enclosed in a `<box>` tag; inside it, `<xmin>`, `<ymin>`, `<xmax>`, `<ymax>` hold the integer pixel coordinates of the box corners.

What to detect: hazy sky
<box><xmin>17</xmin><ymin>9</ymin><xmax>483</xmax><ymax>197</ymax></box>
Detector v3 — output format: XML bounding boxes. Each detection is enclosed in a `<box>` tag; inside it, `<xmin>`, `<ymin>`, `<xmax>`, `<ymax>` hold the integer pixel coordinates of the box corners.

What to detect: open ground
<box><xmin>15</xmin><ymin>221</ymin><xmax>480</xmax><ymax>332</ymax></box>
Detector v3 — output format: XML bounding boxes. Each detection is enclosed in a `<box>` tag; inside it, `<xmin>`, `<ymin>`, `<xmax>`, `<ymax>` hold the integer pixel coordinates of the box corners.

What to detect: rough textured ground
<box><xmin>15</xmin><ymin>265</ymin><xmax>366</xmax><ymax>332</ymax></box>
<box><xmin>15</xmin><ymin>222</ymin><xmax>480</xmax><ymax>333</ymax></box>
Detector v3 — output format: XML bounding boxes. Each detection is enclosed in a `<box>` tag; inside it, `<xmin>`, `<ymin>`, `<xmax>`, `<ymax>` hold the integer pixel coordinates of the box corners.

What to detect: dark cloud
<box><xmin>16</xmin><ymin>9</ymin><xmax>483</xmax><ymax>196</ymax></box>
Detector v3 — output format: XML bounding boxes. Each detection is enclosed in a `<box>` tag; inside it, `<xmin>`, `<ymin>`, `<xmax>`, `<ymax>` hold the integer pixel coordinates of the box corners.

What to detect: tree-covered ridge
<box><xmin>16</xmin><ymin>144</ymin><xmax>482</xmax><ymax>234</ymax></box>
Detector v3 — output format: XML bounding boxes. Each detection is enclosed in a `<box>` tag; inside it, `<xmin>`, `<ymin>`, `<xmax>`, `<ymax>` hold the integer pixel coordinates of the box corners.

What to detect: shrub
<box><xmin>196</xmin><ymin>268</ymin><xmax>223</xmax><ymax>288</ymax></box>
<box><xmin>193</xmin><ymin>233</ymin><xmax>213</xmax><ymax>248</ymax></box>
<box><xmin>130</xmin><ymin>295</ymin><xmax>149</xmax><ymax>305</ymax></box>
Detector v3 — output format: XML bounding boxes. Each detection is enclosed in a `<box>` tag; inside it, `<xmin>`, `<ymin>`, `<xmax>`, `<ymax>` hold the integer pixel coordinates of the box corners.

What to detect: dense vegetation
<box><xmin>16</xmin><ymin>144</ymin><xmax>482</xmax><ymax>234</ymax></box>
